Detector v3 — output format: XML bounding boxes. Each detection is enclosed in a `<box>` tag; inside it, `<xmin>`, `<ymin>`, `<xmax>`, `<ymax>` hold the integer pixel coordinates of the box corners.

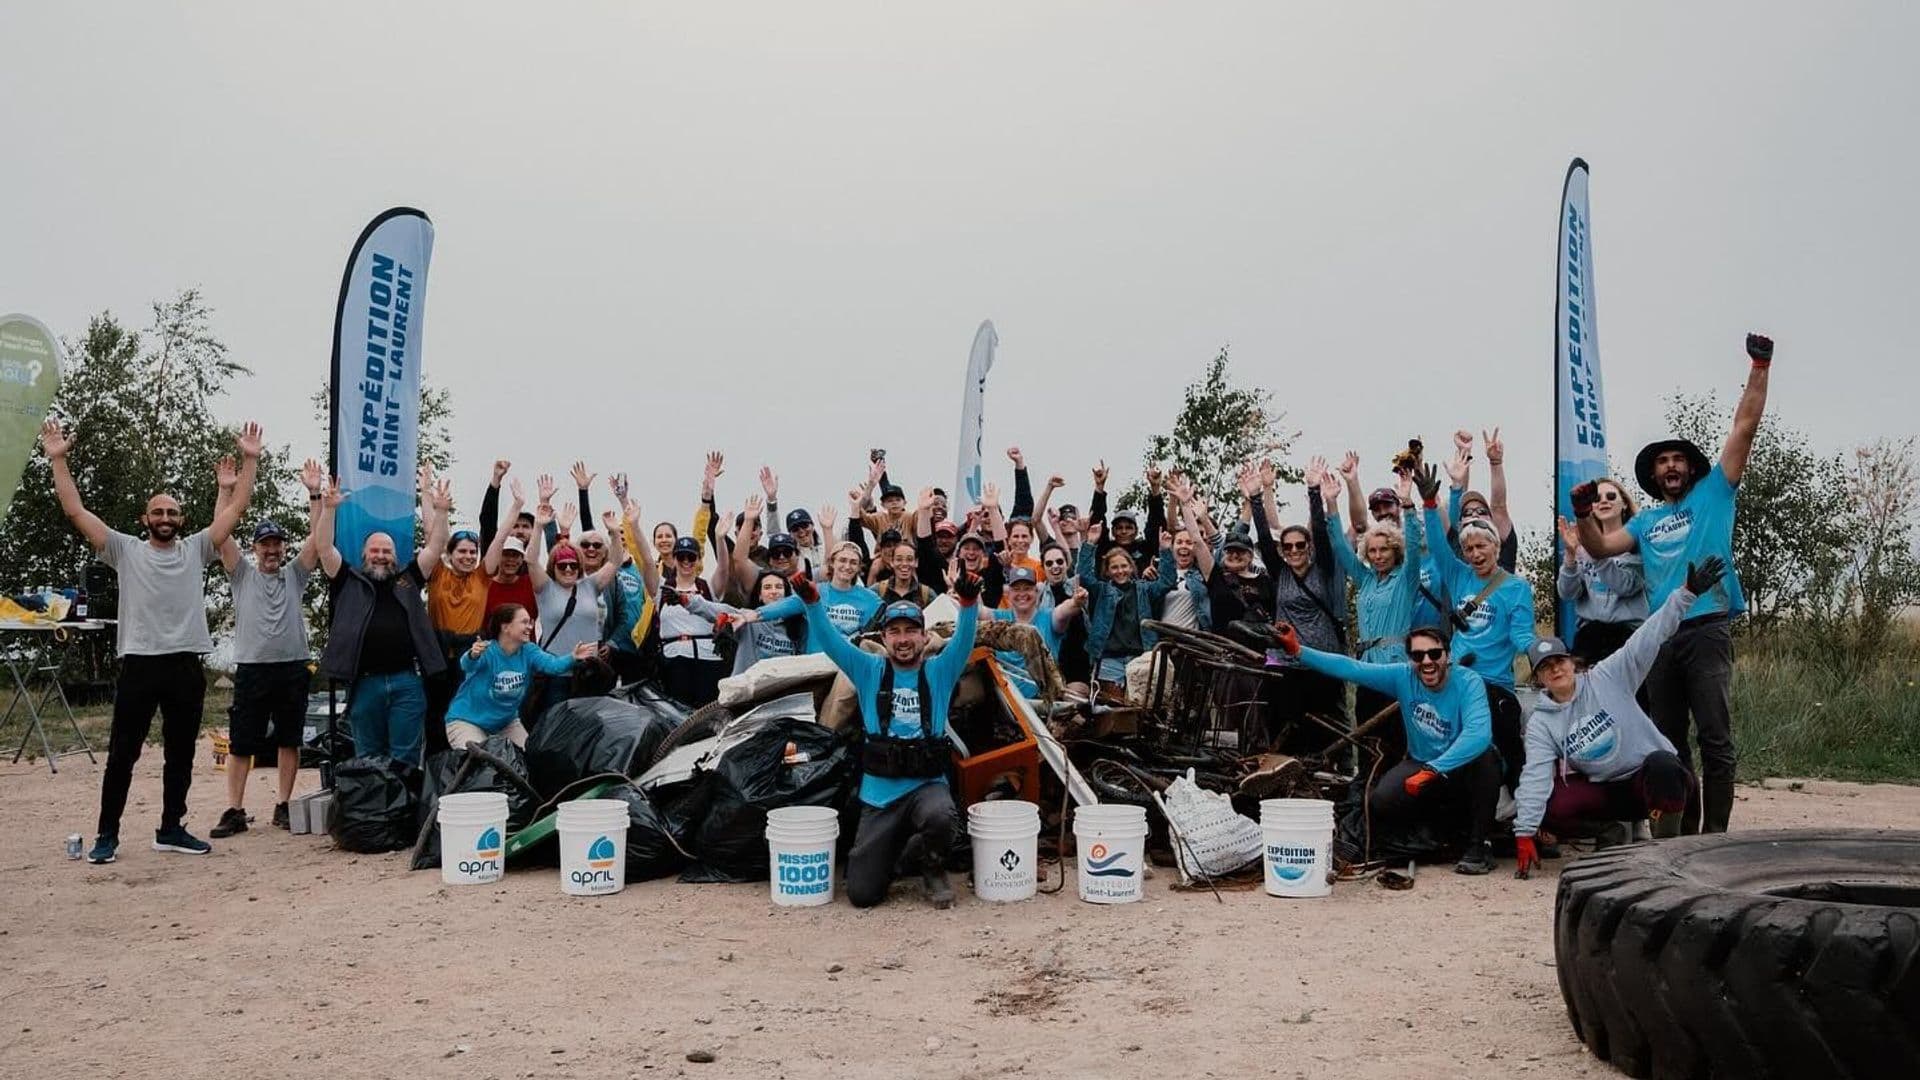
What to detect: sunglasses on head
<box><xmin>1409</xmin><ymin>647</ymin><xmax>1446</xmax><ymax>662</ymax></box>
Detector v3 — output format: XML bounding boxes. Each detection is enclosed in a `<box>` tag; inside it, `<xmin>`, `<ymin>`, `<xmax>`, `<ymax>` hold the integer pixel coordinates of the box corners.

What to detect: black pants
<box><xmin>1370</xmin><ymin>750</ymin><xmax>1502</xmax><ymax>846</ymax></box>
<box><xmin>1572</xmin><ymin>619</ymin><xmax>1638</xmax><ymax>666</ymax></box>
<box><xmin>98</xmin><ymin>653</ymin><xmax>206</xmax><ymax>837</ymax></box>
<box><xmin>662</xmin><ymin>655</ymin><xmax>726</xmax><ymax>710</ymax></box>
<box><xmin>1645</xmin><ymin>615</ymin><xmax>1735</xmax><ymax>833</ymax></box>
<box><xmin>846</xmin><ymin>782</ymin><xmax>956</xmax><ymax>908</ymax></box>
<box><xmin>1485</xmin><ymin>684</ymin><xmax>1527</xmax><ymax>792</ymax></box>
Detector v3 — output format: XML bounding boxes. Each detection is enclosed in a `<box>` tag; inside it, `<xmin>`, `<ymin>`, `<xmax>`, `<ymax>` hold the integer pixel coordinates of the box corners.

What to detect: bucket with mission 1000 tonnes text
<box><xmin>1260</xmin><ymin>798</ymin><xmax>1334</xmax><ymax>898</ymax></box>
<box><xmin>765</xmin><ymin>806</ymin><xmax>839</xmax><ymax>907</ymax></box>
<box><xmin>556</xmin><ymin>799</ymin><xmax>629</xmax><ymax>897</ymax></box>
<box><xmin>968</xmin><ymin>800</ymin><xmax>1041</xmax><ymax>902</ymax></box>
<box><xmin>437</xmin><ymin>791</ymin><xmax>509</xmax><ymax>886</ymax></box>
<box><xmin>1073</xmin><ymin>803</ymin><xmax>1148</xmax><ymax>904</ymax></box>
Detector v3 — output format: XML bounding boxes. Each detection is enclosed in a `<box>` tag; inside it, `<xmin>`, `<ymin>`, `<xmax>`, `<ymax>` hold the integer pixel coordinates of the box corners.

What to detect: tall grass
<box><xmin>1733</xmin><ymin>626</ymin><xmax>1920</xmax><ymax>783</ymax></box>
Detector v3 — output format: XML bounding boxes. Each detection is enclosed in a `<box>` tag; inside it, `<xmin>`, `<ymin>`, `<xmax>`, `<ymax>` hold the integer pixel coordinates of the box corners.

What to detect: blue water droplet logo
<box><xmin>475</xmin><ymin>826</ymin><xmax>501</xmax><ymax>852</ymax></box>
<box><xmin>588</xmin><ymin>835</ymin><xmax>617</xmax><ymax>862</ymax></box>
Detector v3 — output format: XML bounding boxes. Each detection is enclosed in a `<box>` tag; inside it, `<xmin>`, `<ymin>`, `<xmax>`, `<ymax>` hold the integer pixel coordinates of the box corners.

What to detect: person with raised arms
<box><xmin>1554</xmin><ymin>477</ymin><xmax>1647</xmax><ymax>666</ymax></box>
<box><xmin>1272</xmin><ymin>620</ymin><xmax>1503</xmax><ymax>876</ymax></box>
<box><xmin>1574</xmin><ymin>333</ymin><xmax>1773</xmax><ymax>834</ymax></box>
<box><xmin>445</xmin><ymin>603</ymin><xmax>598</xmax><ymax>749</ymax></box>
<box><xmin>1324</xmin><ymin>466</ymin><xmax>1431</xmax><ymax>732</ymax></box>
<box><xmin>796</xmin><ymin>569</ymin><xmax>981</xmax><ymax>909</ymax></box>
<box><xmin>43</xmin><ymin>417</ymin><xmax>262</xmax><ymax>863</ymax></box>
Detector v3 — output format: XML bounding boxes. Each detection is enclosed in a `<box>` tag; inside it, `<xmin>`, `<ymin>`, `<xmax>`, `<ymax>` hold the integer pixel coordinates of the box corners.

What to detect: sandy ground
<box><xmin>2</xmin><ymin>743</ymin><xmax>1917</xmax><ymax>1080</ymax></box>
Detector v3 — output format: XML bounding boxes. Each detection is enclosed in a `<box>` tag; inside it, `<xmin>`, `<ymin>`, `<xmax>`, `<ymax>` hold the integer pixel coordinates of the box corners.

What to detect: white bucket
<box><xmin>437</xmin><ymin>791</ymin><xmax>509</xmax><ymax>886</ymax></box>
<box><xmin>968</xmin><ymin>800</ymin><xmax>1041</xmax><ymax>902</ymax></box>
<box><xmin>765</xmin><ymin>805</ymin><xmax>839</xmax><ymax>907</ymax></box>
<box><xmin>1259</xmin><ymin>798</ymin><xmax>1335</xmax><ymax>898</ymax></box>
<box><xmin>556</xmin><ymin>798</ymin><xmax>629</xmax><ymax>897</ymax></box>
<box><xmin>1073</xmin><ymin>804</ymin><xmax>1149</xmax><ymax>904</ymax></box>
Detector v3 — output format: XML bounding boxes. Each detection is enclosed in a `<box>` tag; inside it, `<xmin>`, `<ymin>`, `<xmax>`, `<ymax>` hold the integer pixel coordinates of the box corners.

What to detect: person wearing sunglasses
<box><xmin>1074</xmin><ymin>519</ymin><xmax>1180</xmax><ymax>693</ymax></box>
<box><xmin>522</xmin><ymin>498</ymin><xmax>624</xmax><ymax>714</ymax></box>
<box><xmin>1444</xmin><ymin>429</ymin><xmax>1519</xmax><ymax>572</ymax></box>
<box><xmin>1254</xmin><ymin>458</ymin><xmax>1350</xmax><ymax>746</ymax></box>
<box><xmin>641</xmin><ymin>506</ymin><xmax>728</xmax><ymax>707</ymax></box>
<box><xmin>1324</xmin><ymin>468</ymin><xmax>1430</xmax><ymax>738</ymax></box>
<box><xmin>1272</xmin><ymin>620</ymin><xmax>1503</xmax><ymax>876</ymax></box>
<box><xmin>1038</xmin><ymin>541</ymin><xmax>1093</xmax><ymax>695</ymax></box>
<box><xmin>671</xmin><ymin>568</ymin><xmax>808</xmax><ymax>675</ymax></box>
<box><xmin>753</xmin><ymin>541</ymin><xmax>883</xmax><ymax>644</ymax></box>
<box><xmin>1511</xmin><ymin>559</ymin><xmax>1725</xmax><ymax>877</ymax></box>
<box><xmin>1554</xmin><ymin>478</ymin><xmax>1646</xmax><ymax>666</ymax></box>
<box><xmin>989</xmin><ymin>565</ymin><xmax>1086</xmax><ymax>698</ymax></box>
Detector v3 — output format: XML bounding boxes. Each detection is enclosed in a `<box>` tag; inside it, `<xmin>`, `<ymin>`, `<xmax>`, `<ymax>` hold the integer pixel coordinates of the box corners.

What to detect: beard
<box><xmin>149</xmin><ymin>522</ymin><xmax>179</xmax><ymax>541</ymax></box>
<box><xmin>363</xmin><ymin>563</ymin><xmax>393</xmax><ymax>582</ymax></box>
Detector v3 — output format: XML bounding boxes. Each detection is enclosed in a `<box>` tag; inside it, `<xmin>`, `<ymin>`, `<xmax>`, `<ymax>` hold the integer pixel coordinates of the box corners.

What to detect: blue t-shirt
<box><xmin>759</xmin><ymin>583</ymin><xmax>882</xmax><ymax>645</ymax></box>
<box><xmin>1625</xmin><ymin>463</ymin><xmax>1745</xmax><ymax>618</ymax></box>
<box><xmin>989</xmin><ymin>608</ymin><xmax>1062</xmax><ymax>698</ymax></box>
<box><xmin>1426</xmin><ymin>509</ymin><xmax>1535</xmax><ymax>689</ymax></box>
<box><xmin>449</xmin><ymin>641</ymin><xmax>575</xmax><ymax>733</ymax></box>
<box><xmin>1296</xmin><ymin>648</ymin><xmax>1492</xmax><ymax>773</ymax></box>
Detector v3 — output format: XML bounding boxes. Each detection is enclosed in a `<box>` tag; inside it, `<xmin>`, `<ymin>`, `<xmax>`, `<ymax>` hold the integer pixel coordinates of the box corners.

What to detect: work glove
<box><xmin>789</xmin><ymin>572</ymin><xmax>819</xmax><ymax>605</ymax></box>
<box><xmin>1514</xmin><ymin>836</ymin><xmax>1539</xmax><ymax>880</ymax></box>
<box><xmin>1569</xmin><ymin>481</ymin><xmax>1599</xmax><ymax>520</ymax></box>
<box><xmin>1746</xmin><ymin>333</ymin><xmax>1773</xmax><ymax>366</ymax></box>
<box><xmin>1685</xmin><ymin>556</ymin><xmax>1727</xmax><ymax>596</ymax></box>
<box><xmin>1404</xmin><ymin>766</ymin><xmax>1440</xmax><ymax>797</ymax></box>
<box><xmin>712</xmin><ymin>612</ymin><xmax>733</xmax><ymax>633</ymax></box>
<box><xmin>953</xmin><ymin>570</ymin><xmax>983</xmax><ymax>605</ymax></box>
<box><xmin>1413</xmin><ymin>464</ymin><xmax>1441</xmax><ymax>508</ymax></box>
<box><xmin>659</xmin><ymin>588</ymin><xmax>684</xmax><ymax>606</ymax></box>
<box><xmin>1271</xmin><ymin>621</ymin><xmax>1302</xmax><ymax>657</ymax></box>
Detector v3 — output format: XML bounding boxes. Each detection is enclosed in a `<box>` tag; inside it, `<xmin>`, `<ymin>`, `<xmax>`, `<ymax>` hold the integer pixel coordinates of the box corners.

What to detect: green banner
<box><xmin>0</xmin><ymin>314</ymin><xmax>64</xmax><ymax>524</ymax></box>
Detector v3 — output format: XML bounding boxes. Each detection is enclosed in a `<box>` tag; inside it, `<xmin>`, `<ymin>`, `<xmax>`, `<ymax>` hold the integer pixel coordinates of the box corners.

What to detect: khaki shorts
<box><xmin>445</xmin><ymin>719</ymin><xmax>529</xmax><ymax>750</ymax></box>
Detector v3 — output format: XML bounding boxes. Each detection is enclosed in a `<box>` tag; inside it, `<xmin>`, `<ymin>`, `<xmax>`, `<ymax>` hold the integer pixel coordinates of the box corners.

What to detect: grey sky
<box><xmin>3</xmin><ymin>3</ymin><xmax>1912</xmax><ymax>536</ymax></box>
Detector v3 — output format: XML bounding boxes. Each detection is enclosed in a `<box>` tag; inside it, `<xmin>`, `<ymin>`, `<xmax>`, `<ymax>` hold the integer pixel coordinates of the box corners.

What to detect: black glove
<box><xmin>1685</xmin><ymin>556</ymin><xmax>1727</xmax><ymax>595</ymax></box>
<box><xmin>1746</xmin><ymin>333</ymin><xmax>1773</xmax><ymax>366</ymax></box>
<box><xmin>1413</xmin><ymin>464</ymin><xmax>1441</xmax><ymax>505</ymax></box>
<box><xmin>953</xmin><ymin>571</ymin><xmax>983</xmax><ymax>604</ymax></box>
<box><xmin>1570</xmin><ymin>481</ymin><xmax>1599</xmax><ymax>519</ymax></box>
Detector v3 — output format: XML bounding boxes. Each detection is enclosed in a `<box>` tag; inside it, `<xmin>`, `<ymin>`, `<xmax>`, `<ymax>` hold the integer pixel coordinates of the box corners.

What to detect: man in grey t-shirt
<box><xmin>42</xmin><ymin>417</ymin><xmax>260</xmax><ymax>865</ymax></box>
<box><xmin>209</xmin><ymin>456</ymin><xmax>324</xmax><ymax>837</ymax></box>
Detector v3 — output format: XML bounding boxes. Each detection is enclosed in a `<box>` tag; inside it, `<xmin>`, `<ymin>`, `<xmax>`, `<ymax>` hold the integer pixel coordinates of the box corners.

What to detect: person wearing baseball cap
<box><xmin>752</xmin><ymin>542</ymin><xmax>881</xmax><ymax>643</ymax></box>
<box><xmin>482</xmin><ymin>479</ymin><xmax>539</xmax><ymax>622</ymax></box>
<box><xmin>913</xmin><ymin>486</ymin><xmax>962</xmax><ymax>593</ymax></box>
<box><xmin>1510</xmin><ymin>558</ymin><xmax>1726</xmax><ymax>877</ymax></box>
<box><xmin>655</xmin><ymin>533</ymin><xmax>727</xmax><ymax>707</ymax></box>
<box><xmin>783</xmin><ymin>507</ymin><xmax>824</xmax><ymax>570</ymax></box>
<box><xmin>793</xmin><ymin>566</ymin><xmax>982</xmax><ymax>909</ymax></box>
<box><xmin>1573</xmin><ymin>334</ymin><xmax>1773</xmax><ymax>835</ymax></box>
<box><xmin>989</xmin><ymin>565</ymin><xmax>1084</xmax><ymax>698</ymax></box>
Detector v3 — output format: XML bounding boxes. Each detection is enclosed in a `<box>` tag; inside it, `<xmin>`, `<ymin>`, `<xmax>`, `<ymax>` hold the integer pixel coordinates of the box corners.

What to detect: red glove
<box><xmin>1514</xmin><ymin>836</ymin><xmax>1539</xmax><ymax>880</ymax></box>
<box><xmin>789</xmin><ymin>572</ymin><xmax>819</xmax><ymax>605</ymax></box>
<box><xmin>1403</xmin><ymin>767</ymin><xmax>1440</xmax><ymax>797</ymax></box>
<box><xmin>1569</xmin><ymin>481</ymin><xmax>1598</xmax><ymax>520</ymax></box>
<box><xmin>712</xmin><ymin>612</ymin><xmax>733</xmax><ymax>633</ymax></box>
<box><xmin>1746</xmin><ymin>333</ymin><xmax>1773</xmax><ymax>366</ymax></box>
<box><xmin>1271</xmin><ymin>621</ymin><xmax>1301</xmax><ymax>657</ymax></box>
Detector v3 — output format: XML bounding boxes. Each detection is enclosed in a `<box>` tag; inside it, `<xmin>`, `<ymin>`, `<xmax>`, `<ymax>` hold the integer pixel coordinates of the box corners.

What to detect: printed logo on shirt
<box><xmin>888</xmin><ymin>686</ymin><xmax>924</xmax><ymax>735</ymax></box>
<box><xmin>1564</xmin><ymin>709</ymin><xmax>1618</xmax><ymax>762</ymax></box>
<box><xmin>826</xmin><ymin>603</ymin><xmax>864</xmax><ymax>635</ymax></box>
<box><xmin>1643</xmin><ymin>510</ymin><xmax>1694</xmax><ymax>560</ymax></box>
<box><xmin>1409</xmin><ymin>702</ymin><xmax>1450</xmax><ymax>743</ymax></box>
<box><xmin>491</xmin><ymin>669</ymin><xmax>527</xmax><ymax>704</ymax></box>
<box><xmin>1455</xmin><ymin>598</ymin><xmax>1495</xmax><ymax>633</ymax></box>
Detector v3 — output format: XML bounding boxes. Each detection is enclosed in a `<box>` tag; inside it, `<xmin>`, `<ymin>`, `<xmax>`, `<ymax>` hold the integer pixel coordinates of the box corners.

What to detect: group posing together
<box><xmin>45</xmin><ymin>333</ymin><xmax>1770</xmax><ymax>902</ymax></box>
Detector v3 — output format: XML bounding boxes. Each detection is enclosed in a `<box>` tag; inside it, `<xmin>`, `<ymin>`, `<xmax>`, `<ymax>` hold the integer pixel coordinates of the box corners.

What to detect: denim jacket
<box><xmin>1075</xmin><ymin>543</ymin><xmax>1179</xmax><ymax>664</ymax></box>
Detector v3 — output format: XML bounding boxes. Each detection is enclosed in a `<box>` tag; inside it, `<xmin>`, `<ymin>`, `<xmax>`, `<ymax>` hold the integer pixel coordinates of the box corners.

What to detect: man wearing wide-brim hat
<box><xmin>1571</xmin><ymin>333</ymin><xmax>1774</xmax><ymax>835</ymax></box>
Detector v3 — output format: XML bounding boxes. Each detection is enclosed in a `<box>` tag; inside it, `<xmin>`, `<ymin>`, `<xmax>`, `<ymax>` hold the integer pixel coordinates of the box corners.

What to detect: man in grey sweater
<box><xmin>1511</xmin><ymin>557</ymin><xmax>1726</xmax><ymax>878</ymax></box>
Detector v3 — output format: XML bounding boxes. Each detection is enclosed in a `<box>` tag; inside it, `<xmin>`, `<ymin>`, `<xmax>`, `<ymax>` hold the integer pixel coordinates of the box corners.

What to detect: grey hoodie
<box><xmin>1513</xmin><ymin>586</ymin><xmax>1691</xmax><ymax>837</ymax></box>
<box><xmin>1556</xmin><ymin>549</ymin><xmax>1649</xmax><ymax>626</ymax></box>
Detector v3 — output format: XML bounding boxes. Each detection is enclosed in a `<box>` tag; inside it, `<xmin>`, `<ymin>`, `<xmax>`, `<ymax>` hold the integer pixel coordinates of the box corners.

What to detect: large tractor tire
<box><xmin>1553</xmin><ymin>829</ymin><xmax>1920</xmax><ymax>1079</ymax></box>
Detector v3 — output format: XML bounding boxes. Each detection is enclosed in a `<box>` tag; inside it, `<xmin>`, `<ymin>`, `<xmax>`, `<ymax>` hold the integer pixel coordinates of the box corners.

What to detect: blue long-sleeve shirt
<box><xmin>759</xmin><ymin>582</ymin><xmax>883</xmax><ymax>645</ymax></box>
<box><xmin>1426</xmin><ymin>507</ymin><xmax>1535</xmax><ymax>688</ymax></box>
<box><xmin>808</xmin><ymin>598</ymin><xmax>979</xmax><ymax>808</ymax></box>
<box><xmin>1295</xmin><ymin>647</ymin><xmax>1491</xmax><ymax>773</ymax></box>
<box><xmin>1327</xmin><ymin>503</ymin><xmax>1427</xmax><ymax>664</ymax></box>
<box><xmin>449</xmin><ymin>641</ymin><xmax>576</xmax><ymax>733</ymax></box>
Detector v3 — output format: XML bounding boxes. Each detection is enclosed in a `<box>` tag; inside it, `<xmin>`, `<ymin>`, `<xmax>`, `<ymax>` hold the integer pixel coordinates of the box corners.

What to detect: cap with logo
<box><xmin>880</xmin><ymin>600</ymin><xmax>925</xmax><ymax>628</ymax></box>
<box><xmin>1006</xmin><ymin>566</ymin><xmax>1039</xmax><ymax>586</ymax></box>
<box><xmin>251</xmin><ymin>521</ymin><xmax>288</xmax><ymax>543</ymax></box>
<box><xmin>767</xmin><ymin>532</ymin><xmax>798</xmax><ymax>555</ymax></box>
<box><xmin>786</xmin><ymin>508</ymin><xmax>813</xmax><ymax>530</ymax></box>
<box><xmin>1527</xmin><ymin>636</ymin><xmax>1573</xmax><ymax>671</ymax></box>
<box><xmin>671</xmin><ymin>536</ymin><xmax>701</xmax><ymax>558</ymax></box>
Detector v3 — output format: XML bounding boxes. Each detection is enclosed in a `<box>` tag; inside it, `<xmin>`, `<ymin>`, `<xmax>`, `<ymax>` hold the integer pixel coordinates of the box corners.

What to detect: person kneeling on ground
<box><xmin>797</xmin><ymin>570</ymin><xmax>981</xmax><ymax>909</ymax></box>
<box><xmin>445</xmin><ymin>604</ymin><xmax>596</xmax><ymax>750</ymax></box>
<box><xmin>1273</xmin><ymin>622</ymin><xmax>1503</xmax><ymax>875</ymax></box>
<box><xmin>1510</xmin><ymin>558</ymin><xmax>1724</xmax><ymax>879</ymax></box>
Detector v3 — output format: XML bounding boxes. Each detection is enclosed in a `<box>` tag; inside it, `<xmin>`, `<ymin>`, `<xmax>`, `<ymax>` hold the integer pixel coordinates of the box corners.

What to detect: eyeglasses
<box><xmin>555</xmin><ymin>562</ymin><xmax>580</xmax><ymax>571</ymax></box>
<box><xmin>1409</xmin><ymin>647</ymin><xmax>1446</xmax><ymax>662</ymax></box>
<box><xmin>1280</xmin><ymin>541</ymin><xmax>1310</xmax><ymax>553</ymax></box>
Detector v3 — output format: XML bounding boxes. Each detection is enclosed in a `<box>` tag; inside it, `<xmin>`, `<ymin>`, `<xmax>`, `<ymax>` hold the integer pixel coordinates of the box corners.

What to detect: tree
<box><xmin>1800</xmin><ymin>438</ymin><xmax>1920</xmax><ymax>670</ymax></box>
<box><xmin>0</xmin><ymin>291</ymin><xmax>305</xmax><ymax>609</ymax></box>
<box><xmin>1120</xmin><ymin>346</ymin><xmax>1299</xmax><ymax>515</ymax></box>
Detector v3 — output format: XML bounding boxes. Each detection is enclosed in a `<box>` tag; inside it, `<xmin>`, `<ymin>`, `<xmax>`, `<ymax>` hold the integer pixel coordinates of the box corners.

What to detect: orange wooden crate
<box><xmin>953</xmin><ymin>647</ymin><xmax>1043</xmax><ymax>807</ymax></box>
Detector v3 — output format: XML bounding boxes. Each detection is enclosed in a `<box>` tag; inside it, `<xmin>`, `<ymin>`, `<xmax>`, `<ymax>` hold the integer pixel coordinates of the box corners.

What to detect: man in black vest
<box><xmin>316</xmin><ymin>469</ymin><xmax>451</xmax><ymax>766</ymax></box>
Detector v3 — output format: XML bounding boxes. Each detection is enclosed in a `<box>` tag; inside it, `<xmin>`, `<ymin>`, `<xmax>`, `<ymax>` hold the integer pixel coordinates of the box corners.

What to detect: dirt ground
<box><xmin>2</xmin><ymin>744</ymin><xmax>1916</xmax><ymax>1080</ymax></box>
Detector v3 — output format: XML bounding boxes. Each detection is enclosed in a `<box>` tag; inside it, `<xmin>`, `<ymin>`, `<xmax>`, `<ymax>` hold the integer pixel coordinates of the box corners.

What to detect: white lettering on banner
<box><xmin>1564</xmin><ymin>205</ymin><xmax>1606</xmax><ymax>451</ymax></box>
<box><xmin>357</xmin><ymin>255</ymin><xmax>416</xmax><ymax>478</ymax></box>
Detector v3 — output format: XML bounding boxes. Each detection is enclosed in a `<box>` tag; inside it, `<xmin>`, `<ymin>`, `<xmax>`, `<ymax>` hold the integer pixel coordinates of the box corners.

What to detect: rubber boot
<box><xmin>1702</xmin><ymin>777</ymin><xmax>1735</xmax><ymax>834</ymax></box>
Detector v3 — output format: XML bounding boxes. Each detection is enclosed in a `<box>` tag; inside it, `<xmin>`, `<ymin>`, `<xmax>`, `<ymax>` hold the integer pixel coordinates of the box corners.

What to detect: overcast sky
<box><xmin>4</xmin><ymin>3</ymin><xmax>1912</xmax><ymax>535</ymax></box>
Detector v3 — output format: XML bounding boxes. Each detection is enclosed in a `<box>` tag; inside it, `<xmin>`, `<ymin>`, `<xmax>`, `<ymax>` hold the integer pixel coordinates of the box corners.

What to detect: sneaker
<box><xmin>1592</xmin><ymin>822</ymin><xmax>1631</xmax><ymax>851</ymax></box>
<box><xmin>1632</xmin><ymin>819</ymin><xmax>1653</xmax><ymax>843</ymax></box>
<box><xmin>921</xmin><ymin>865</ymin><xmax>955</xmax><ymax>910</ymax></box>
<box><xmin>1453</xmin><ymin>841</ymin><xmax>1494</xmax><ymax>876</ymax></box>
<box><xmin>153</xmin><ymin>826</ymin><xmax>212</xmax><ymax>855</ymax></box>
<box><xmin>272</xmin><ymin>802</ymin><xmax>290</xmax><ymax>830</ymax></box>
<box><xmin>208</xmin><ymin>807</ymin><xmax>250</xmax><ymax>839</ymax></box>
<box><xmin>86</xmin><ymin>834</ymin><xmax>118</xmax><ymax>865</ymax></box>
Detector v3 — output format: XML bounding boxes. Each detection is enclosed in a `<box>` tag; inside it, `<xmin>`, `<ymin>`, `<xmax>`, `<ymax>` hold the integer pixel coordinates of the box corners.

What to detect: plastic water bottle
<box><xmin>65</xmin><ymin>834</ymin><xmax>83</xmax><ymax>859</ymax></box>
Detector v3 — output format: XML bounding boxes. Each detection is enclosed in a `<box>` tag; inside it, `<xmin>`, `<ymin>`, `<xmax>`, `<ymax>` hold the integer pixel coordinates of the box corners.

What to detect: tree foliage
<box><xmin>0</xmin><ymin>291</ymin><xmax>305</xmax><ymax>602</ymax></box>
<box><xmin>1120</xmin><ymin>346</ymin><xmax>1299</xmax><ymax>514</ymax></box>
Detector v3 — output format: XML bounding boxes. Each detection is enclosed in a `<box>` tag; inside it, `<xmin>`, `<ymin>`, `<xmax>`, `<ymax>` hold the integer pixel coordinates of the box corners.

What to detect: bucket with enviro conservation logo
<box><xmin>556</xmin><ymin>799</ymin><xmax>629</xmax><ymax>897</ymax></box>
<box><xmin>437</xmin><ymin>791</ymin><xmax>509</xmax><ymax>886</ymax></box>
<box><xmin>967</xmin><ymin>800</ymin><xmax>1040</xmax><ymax>902</ymax></box>
<box><xmin>1073</xmin><ymin>803</ymin><xmax>1148</xmax><ymax>904</ymax></box>
<box><xmin>765</xmin><ymin>806</ymin><xmax>840</xmax><ymax>907</ymax></box>
<box><xmin>1259</xmin><ymin>798</ymin><xmax>1334</xmax><ymax>898</ymax></box>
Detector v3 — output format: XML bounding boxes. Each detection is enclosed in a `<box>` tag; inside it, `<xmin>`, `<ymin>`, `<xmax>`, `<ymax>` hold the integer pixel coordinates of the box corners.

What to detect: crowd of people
<box><xmin>43</xmin><ymin>333</ymin><xmax>1771</xmax><ymax>901</ymax></box>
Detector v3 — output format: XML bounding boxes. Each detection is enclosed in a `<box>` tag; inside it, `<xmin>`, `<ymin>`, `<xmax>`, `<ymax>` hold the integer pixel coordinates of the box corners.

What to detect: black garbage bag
<box><xmin>599</xmin><ymin>782</ymin><xmax>692</xmax><ymax>882</ymax></box>
<box><xmin>672</xmin><ymin>718</ymin><xmax>857</xmax><ymax>884</ymax></box>
<box><xmin>1332</xmin><ymin>771</ymin><xmax>1464</xmax><ymax>866</ymax></box>
<box><xmin>525</xmin><ymin>697</ymin><xmax>676</xmax><ymax>800</ymax></box>
<box><xmin>411</xmin><ymin>738</ymin><xmax>541</xmax><ymax>871</ymax></box>
<box><xmin>618</xmin><ymin>679</ymin><xmax>693</xmax><ymax>733</ymax></box>
<box><xmin>331</xmin><ymin>756</ymin><xmax>421</xmax><ymax>854</ymax></box>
